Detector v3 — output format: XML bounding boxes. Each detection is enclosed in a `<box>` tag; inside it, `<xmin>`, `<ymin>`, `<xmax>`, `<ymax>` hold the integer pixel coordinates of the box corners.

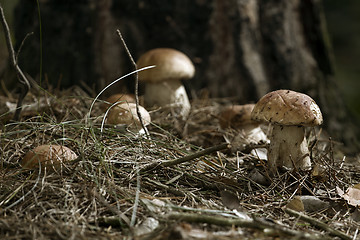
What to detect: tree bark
<box><xmin>11</xmin><ymin>0</ymin><xmax>360</xmax><ymax>152</ymax></box>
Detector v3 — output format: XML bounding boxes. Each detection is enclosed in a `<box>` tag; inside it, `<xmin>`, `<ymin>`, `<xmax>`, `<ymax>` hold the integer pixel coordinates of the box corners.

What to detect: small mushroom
<box><xmin>219</xmin><ymin>104</ymin><xmax>269</xmax><ymax>149</ymax></box>
<box><xmin>21</xmin><ymin>145</ymin><xmax>78</xmax><ymax>170</ymax></box>
<box><xmin>107</xmin><ymin>102</ymin><xmax>151</xmax><ymax>135</ymax></box>
<box><xmin>136</xmin><ymin>48</ymin><xmax>195</xmax><ymax>119</ymax></box>
<box><xmin>251</xmin><ymin>90</ymin><xmax>323</xmax><ymax>173</ymax></box>
<box><xmin>101</xmin><ymin>93</ymin><xmax>136</xmax><ymax>111</ymax></box>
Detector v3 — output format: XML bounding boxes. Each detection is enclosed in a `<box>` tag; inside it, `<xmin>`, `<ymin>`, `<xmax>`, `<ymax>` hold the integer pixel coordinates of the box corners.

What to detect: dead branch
<box><xmin>140</xmin><ymin>143</ymin><xmax>230</xmax><ymax>173</ymax></box>
<box><xmin>167</xmin><ymin>212</ymin><xmax>326</xmax><ymax>239</ymax></box>
<box><xmin>284</xmin><ymin>207</ymin><xmax>352</xmax><ymax>240</ymax></box>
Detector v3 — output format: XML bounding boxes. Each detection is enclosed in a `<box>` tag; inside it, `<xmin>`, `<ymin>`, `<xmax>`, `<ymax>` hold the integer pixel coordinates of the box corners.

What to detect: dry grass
<box><xmin>0</xmin><ymin>86</ymin><xmax>360</xmax><ymax>240</ymax></box>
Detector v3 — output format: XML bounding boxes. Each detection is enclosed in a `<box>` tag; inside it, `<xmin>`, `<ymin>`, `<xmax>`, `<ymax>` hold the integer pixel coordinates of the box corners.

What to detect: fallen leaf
<box><xmin>351</xmin><ymin>208</ymin><xmax>360</xmax><ymax>222</ymax></box>
<box><xmin>220</xmin><ymin>190</ymin><xmax>241</xmax><ymax>210</ymax></box>
<box><xmin>300</xmin><ymin>195</ymin><xmax>329</xmax><ymax>212</ymax></box>
<box><xmin>251</xmin><ymin>148</ymin><xmax>268</xmax><ymax>161</ymax></box>
<box><xmin>311</xmin><ymin>164</ymin><xmax>327</xmax><ymax>182</ymax></box>
<box><xmin>249</xmin><ymin>168</ymin><xmax>270</xmax><ymax>186</ymax></box>
<box><xmin>286</xmin><ymin>196</ymin><xmax>304</xmax><ymax>212</ymax></box>
<box><xmin>134</xmin><ymin>217</ymin><xmax>159</xmax><ymax>236</ymax></box>
<box><xmin>337</xmin><ymin>185</ymin><xmax>360</xmax><ymax>207</ymax></box>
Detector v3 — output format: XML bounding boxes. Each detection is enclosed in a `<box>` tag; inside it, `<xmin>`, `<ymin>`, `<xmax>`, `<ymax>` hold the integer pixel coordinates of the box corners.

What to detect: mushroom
<box><xmin>21</xmin><ymin>145</ymin><xmax>78</xmax><ymax>170</ymax></box>
<box><xmin>219</xmin><ymin>104</ymin><xmax>269</xmax><ymax>150</ymax></box>
<box><xmin>101</xmin><ymin>93</ymin><xmax>136</xmax><ymax>111</ymax></box>
<box><xmin>107</xmin><ymin>102</ymin><xmax>151</xmax><ymax>135</ymax></box>
<box><xmin>136</xmin><ymin>48</ymin><xmax>195</xmax><ymax>118</ymax></box>
<box><xmin>251</xmin><ymin>90</ymin><xmax>323</xmax><ymax>173</ymax></box>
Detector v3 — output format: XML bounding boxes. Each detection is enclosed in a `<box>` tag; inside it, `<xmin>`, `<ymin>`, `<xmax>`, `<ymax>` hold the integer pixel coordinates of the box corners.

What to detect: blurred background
<box><xmin>324</xmin><ymin>1</ymin><xmax>360</xmax><ymax>120</ymax></box>
<box><xmin>0</xmin><ymin>0</ymin><xmax>359</xmax><ymax>120</ymax></box>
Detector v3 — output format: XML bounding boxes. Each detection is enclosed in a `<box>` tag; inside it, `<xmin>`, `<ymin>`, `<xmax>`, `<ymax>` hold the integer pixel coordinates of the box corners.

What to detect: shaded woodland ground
<box><xmin>1</xmin><ymin>1</ymin><xmax>360</xmax><ymax>239</ymax></box>
<box><xmin>1</xmin><ymin>86</ymin><xmax>360</xmax><ymax>239</ymax></box>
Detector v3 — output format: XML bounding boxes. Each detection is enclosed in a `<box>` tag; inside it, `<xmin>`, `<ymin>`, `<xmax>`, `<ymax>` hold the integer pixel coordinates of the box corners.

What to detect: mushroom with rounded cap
<box><xmin>21</xmin><ymin>145</ymin><xmax>78</xmax><ymax>170</ymax></box>
<box><xmin>251</xmin><ymin>90</ymin><xmax>323</xmax><ymax>173</ymax></box>
<box><xmin>136</xmin><ymin>48</ymin><xmax>195</xmax><ymax>118</ymax></box>
<box><xmin>219</xmin><ymin>104</ymin><xmax>269</xmax><ymax>150</ymax></box>
<box><xmin>101</xmin><ymin>93</ymin><xmax>136</xmax><ymax>111</ymax></box>
<box><xmin>107</xmin><ymin>102</ymin><xmax>151</xmax><ymax>135</ymax></box>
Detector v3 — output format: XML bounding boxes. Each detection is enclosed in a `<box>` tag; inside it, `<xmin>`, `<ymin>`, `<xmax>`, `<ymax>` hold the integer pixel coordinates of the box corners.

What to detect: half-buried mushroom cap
<box><xmin>107</xmin><ymin>102</ymin><xmax>151</xmax><ymax>133</ymax></box>
<box><xmin>21</xmin><ymin>145</ymin><xmax>78</xmax><ymax>170</ymax></box>
<box><xmin>219</xmin><ymin>104</ymin><xmax>256</xmax><ymax>129</ymax></box>
<box><xmin>219</xmin><ymin>104</ymin><xmax>269</xmax><ymax>150</ymax></box>
<box><xmin>101</xmin><ymin>93</ymin><xmax>136</xmax><ymax>111</ymax></box>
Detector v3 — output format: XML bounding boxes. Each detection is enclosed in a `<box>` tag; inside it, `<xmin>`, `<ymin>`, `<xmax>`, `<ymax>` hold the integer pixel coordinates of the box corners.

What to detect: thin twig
<box><xmin>93</xmin><ymin>190</ymin><xmax>131</xmax><ymax>227</ymax></box>
<box><xmin>88</xmin><ymin>66</ymin><xmax>155</xmax><ymax>126</ymax></box>
<box><xmin>16</xmin><ymin>32</ymin><xmax>34</xmax><ymax>62</ymax></box>
<box><xmin>0</xmin><ymin>3</ymin><xmax>31</xmax><ymax>121</ymax></box>
<box><xmin>284</xmin><ymin>207</ymin><xmax>352</xmax><ymax>240</ymax></box>
<box><xmin>144</xmin><ymin>177</ymin><xmax>186</xmax><ymax>197</ymax></box>
<box><xmin>116</xmin><ymin>29</ymin><xmax>144</xmax><ymax>228</ymax></box>
<box><xmin>131</xmin><ymin>157</ymin><xmax>141</xmax><ymax>227</ymax></box>
<box><xmin>140</xmin><ymin>143</ymin><xmax>230</xmax><ymax>173</ymax></box>
<box><xmin>116</xmin><ymin>29</ymin><xmax>149</xmax><ymax>136</ymax></box>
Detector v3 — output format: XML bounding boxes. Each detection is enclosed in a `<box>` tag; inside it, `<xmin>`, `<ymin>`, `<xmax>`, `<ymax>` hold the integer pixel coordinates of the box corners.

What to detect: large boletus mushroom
<box><xmin>251</xmin><ymin>90</ymin><xmax>323</xmax><ymax>173</ymax></box>
<box><xmin>136</xmin><ymin>48</ymin><xmax>195</xmax><ymax>118</ymax></box>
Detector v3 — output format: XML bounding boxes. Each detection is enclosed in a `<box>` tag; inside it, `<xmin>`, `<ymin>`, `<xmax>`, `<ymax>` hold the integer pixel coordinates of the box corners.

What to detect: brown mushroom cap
<box><xmin>137</xmin><ymin>48</ymin><xmax>195</xmax><ymax>83</ymax></box>
<box><xmin>101</xmin><ymin>93</ymin><xmax>136</xmax><ymax>110</ymax></box>
<box><xmin>107</xmin><ymin>103</ymin><xmax>151</xmax><ymax>129</ymax></box>
<box><xmin>21</xmin><ymin>145</ymin><xmax>78</xmax><ymax>169</ymax></box>
<box><xmin>106</xmin><ymin>94</ymin><xmax>135</xmax><ymax>105</ymax></box>
<box><xmin>219</xmin><ymin>104</ymin><xmax>256</xmax><ymax>129</ymax></box>
<box><xmin>251</xmin><ymin>89</ymin><xmax>323</xmax><ymax>126</ymax></box>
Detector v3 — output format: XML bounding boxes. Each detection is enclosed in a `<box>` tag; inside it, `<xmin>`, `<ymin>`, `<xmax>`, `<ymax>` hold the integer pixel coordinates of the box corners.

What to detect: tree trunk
<box><xmin>11</xmin><ymin>0</ymin><xmax>359</xmax><ymax>153</ymax></box>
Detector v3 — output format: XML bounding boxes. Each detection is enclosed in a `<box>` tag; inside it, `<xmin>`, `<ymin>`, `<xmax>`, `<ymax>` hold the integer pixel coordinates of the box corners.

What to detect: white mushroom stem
<box><xmin>137</xmin><ymin>127</ymin><xmax>148</xmax><ymax>136</ymax></box>
<box><xmin>268</xmin><ymin>125</ymin><xmax>311</xmax><ymax>173</ymax></box>
<box><xmin>144</xmin><ymin>80</ymin><xmax>191</xmax><ymax>119</ymax></box>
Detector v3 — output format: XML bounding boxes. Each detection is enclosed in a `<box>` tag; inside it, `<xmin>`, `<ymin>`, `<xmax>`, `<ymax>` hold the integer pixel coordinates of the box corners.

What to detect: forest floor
<box><xmin>1</xmin><ymin>86</ymin><xmax>360</xmax><ymax>240</ymax></box>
